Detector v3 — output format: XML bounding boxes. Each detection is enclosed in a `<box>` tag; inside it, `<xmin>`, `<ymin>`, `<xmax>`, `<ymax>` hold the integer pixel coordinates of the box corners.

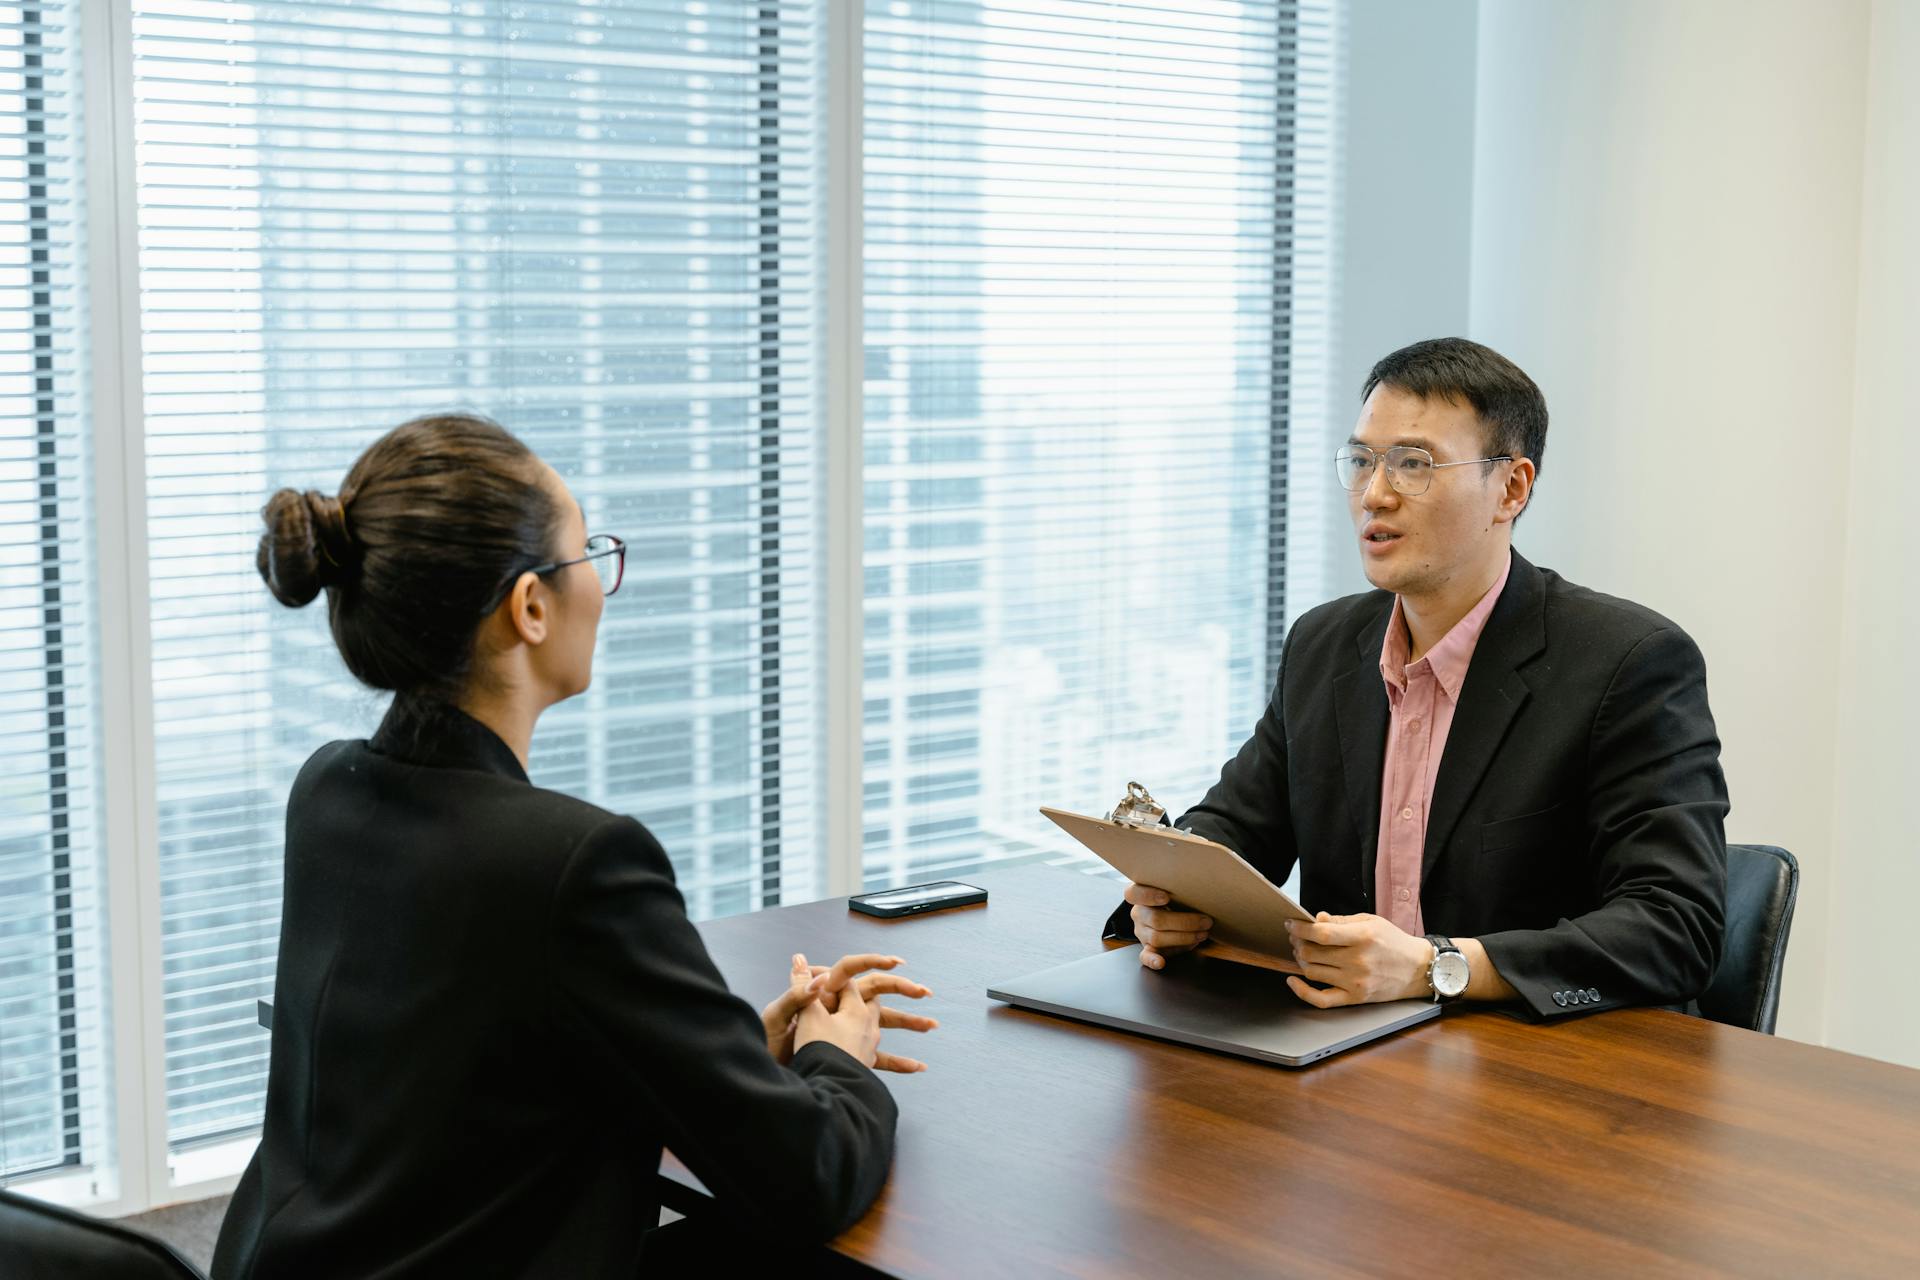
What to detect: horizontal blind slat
<box><xmin>0</xmin><ymin>0</ymin><xmax>108</xmax><ymax>1190</ymax></box>
<box><xmin>132</xmin><ymin>0</ymin><xmax>823</xmax><ymax>1154</ymax></box>
<box><xmin>858</xmin><ymin>0</ymin><xmax>1313</xmax><ymax>891</ymax></box>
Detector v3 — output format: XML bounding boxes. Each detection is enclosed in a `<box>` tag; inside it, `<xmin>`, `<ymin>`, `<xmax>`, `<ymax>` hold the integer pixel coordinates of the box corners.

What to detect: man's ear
<box><xmin>1495</xmin><ymin>458</ymin><xmax>1535</xmax><ymax>525</ymax></box>
<box><xmin>502</xmin><ymin>571</ymin><xmax>550</xmax><ymax>647</ymax></box>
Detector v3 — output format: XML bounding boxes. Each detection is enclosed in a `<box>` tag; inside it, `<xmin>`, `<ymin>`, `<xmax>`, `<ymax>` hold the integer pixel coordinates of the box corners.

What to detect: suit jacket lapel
<box><xmin>1334</xmin><ymin>603</ymin><xmax>1393</xmax><ymax>906</ymax></box>
<box><xmin>1422</xmin><ymin>552</ymin><xmax>1547</xmax><ymax>884</ymax></box>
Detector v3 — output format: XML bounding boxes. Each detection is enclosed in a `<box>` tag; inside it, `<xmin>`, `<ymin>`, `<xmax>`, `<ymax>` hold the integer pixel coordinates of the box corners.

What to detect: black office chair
<box><xmin>1690</xmin><ymin>843</ymin><xmax>1799</xmax><ymax>1035</ymax></box>
<box><xmin>0</xmin><ymin>1187</ymin><xmax>206</xmax><ymax>1280</ymax></box>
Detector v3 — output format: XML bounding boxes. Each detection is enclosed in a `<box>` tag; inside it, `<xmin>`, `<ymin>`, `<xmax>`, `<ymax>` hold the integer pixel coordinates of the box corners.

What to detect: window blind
<box><xmin>862</xmin><ymin>0</ymin><xmax>1321</xmax><ymax>886</ymax></box>
<box><xmin>132</xmin><ymin>0</ymin><xmax>823</xmax><ymax>1156</ymax></box>
<box><xmin>0</xmin><ymin>0</ymin><xmax>110</xmax><ymax>1187</ymax></box>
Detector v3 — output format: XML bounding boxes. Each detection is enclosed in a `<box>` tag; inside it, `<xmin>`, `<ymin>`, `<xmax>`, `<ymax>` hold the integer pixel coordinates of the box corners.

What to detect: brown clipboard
<box><xmin>1040</xmin><ymin>806</ymin><xmax>1312</xmax><ymax>974</ymax></box>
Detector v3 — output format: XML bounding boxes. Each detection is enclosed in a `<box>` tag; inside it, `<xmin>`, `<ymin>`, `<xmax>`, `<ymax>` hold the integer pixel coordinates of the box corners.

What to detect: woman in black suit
<box><xmin>211</xmin><ymin>414</ymin><xmax>932</xmax><ymax>1278</ymax></box>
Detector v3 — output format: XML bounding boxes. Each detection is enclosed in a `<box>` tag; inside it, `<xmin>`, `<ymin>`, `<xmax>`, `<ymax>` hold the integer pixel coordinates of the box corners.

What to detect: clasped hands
<box><xmin>1124</xmin><ymin>883</ymin><xmax>1433</xmax><ymax>1007</ymax></box>
<box><xmin>762</xmin><ymin>952</ymin><xmax>939</xmax><ymax>1073</ymax></box>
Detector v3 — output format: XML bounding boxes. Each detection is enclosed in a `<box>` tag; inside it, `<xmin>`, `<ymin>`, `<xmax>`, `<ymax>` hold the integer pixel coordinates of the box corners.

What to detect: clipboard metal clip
<box><xmin>1107</xmin><ymin>781</ymin><xmax>1166</xmax><ymax>830</ymax></box>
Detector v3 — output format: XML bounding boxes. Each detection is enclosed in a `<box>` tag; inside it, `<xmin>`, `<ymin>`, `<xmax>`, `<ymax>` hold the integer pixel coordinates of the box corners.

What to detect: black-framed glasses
<box><xmin>1334</xmin><ymin>444</ymin><xmax>1514</xmax><ymax>497</ymax></box>
<box><xmin>529</xmin><ymin>533</ymin><xmax>626</xmax><ymax>597</ymax></box>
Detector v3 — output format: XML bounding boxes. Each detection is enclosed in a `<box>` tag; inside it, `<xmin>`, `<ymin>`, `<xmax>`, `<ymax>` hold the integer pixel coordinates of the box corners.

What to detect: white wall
<box><xmin>1456</xmin><ymin>0</ymin><xmax>1914</xmax><ymax>1058</ymax></box>
<box><xmin>1826</xmin><ymin>1</ymin><xmax>1920</xmax><ymax>1069</ymax></box>
<box><xmin>1322</xmin><ymin>0</ymin><xmax>1480</xmax><ymax>601</ymax></box>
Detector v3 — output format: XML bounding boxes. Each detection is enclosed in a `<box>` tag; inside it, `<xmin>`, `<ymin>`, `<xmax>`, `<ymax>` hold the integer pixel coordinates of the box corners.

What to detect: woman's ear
<box><xmin>502</xmin><ymin>570</ymin><xmax>550</xmax><ymax>647</ymax></box>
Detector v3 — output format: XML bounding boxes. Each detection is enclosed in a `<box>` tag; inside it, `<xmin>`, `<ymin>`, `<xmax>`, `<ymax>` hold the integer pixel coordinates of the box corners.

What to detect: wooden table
<box><xmin>661</xmin><ymin>864</ymin><xmax>1920</xmax><ymax>1278</ymax></box>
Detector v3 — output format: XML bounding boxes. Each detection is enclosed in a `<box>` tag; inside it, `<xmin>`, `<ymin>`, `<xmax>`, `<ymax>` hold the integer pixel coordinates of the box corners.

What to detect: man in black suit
<box><xmin>1112</xmin><ymin>338</ymin><xmax>1728</xmax><ymax>1019</ymax></box>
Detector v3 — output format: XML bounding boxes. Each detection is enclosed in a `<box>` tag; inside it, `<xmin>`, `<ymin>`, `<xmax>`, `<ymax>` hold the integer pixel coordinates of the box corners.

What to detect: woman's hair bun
<box><xmin>257</xmin><ymin>414</ymin><xmax>554</xmax><ymax>700</ymax></box>
<box><xmin>257</xmin><ymin>487</ymin><xmax>360</xmax><ymax>607</ymax></box>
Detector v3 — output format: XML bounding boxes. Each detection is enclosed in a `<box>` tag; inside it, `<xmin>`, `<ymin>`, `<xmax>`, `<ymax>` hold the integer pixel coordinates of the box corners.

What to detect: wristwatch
<box><xmin>1425</xmin><ymin>934</ymin><xmax>1470</xmax><ymax>1003</ymax></box>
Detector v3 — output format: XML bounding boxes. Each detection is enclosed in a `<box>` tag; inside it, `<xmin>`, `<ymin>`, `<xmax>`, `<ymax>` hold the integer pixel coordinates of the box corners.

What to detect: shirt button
<box><xmin>1400</xmin><ymin>807</ymin><xmax>1414</xmax><ymax>820</ymax></box>
<box><xmin>1408</xmin><ymin>719</ymin><xmax>1421</xmax><ymax>732</ymax></box>
<box><xmin>1396</xmin><ymin>888</ymin><xmax>1411</xmax><ymax>903</ymax></box>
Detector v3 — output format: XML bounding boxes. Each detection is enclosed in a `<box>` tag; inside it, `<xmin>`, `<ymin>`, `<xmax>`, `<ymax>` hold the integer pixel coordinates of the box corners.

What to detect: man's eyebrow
<box><xmin>1347</xmin><ymin>434</ymin><xmax>1439</xmax><ymax>452</ymax></box>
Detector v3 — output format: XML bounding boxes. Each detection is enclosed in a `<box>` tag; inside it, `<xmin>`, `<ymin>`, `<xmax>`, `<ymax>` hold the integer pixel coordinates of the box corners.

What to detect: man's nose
<box><xmin>1362</xmin><ymin>459</ymin><xmax>1400</xmax><ymax>510</ymax></box>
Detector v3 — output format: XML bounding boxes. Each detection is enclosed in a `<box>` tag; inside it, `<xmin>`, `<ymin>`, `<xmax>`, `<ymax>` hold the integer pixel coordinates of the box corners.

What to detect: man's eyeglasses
<box><xmin>529</xmin><ymin>533</ymin><xmax>626</xmax><ymax>597</ymax></box>
<box><xmin>1334</xmin><ymin>444</ymin><xmax>1513</xmax><ymax>497</ymax></box>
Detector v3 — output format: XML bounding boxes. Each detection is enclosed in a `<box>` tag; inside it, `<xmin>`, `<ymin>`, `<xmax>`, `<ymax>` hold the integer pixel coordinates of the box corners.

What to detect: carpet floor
<box><xmin>120</xmin><ymin>1193</ymin><xmax>229</xmax><ymax>1274</ymax></box>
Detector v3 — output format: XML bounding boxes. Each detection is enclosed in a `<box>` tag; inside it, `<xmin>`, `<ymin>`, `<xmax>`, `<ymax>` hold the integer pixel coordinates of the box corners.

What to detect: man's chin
<box><xmin>1359</xmin><ymin>562</ymin><xmax>1399</xmax><ymax>593</ymax></box>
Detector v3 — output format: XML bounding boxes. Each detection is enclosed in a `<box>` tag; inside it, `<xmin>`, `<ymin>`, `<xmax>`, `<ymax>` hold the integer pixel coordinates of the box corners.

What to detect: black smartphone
<box><xmin>848</xmin><ymin>880</ymin><xmax>988</xmax><ymax>918</ymax></box>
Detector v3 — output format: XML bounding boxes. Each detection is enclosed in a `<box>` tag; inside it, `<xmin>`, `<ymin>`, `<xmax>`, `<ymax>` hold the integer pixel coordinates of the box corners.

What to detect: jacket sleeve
<box><xmin>1101</xmin><ymin>628</ymin><xmax>1302</xmax><ymax>941</ymax></box>
<box><xmin>547</xmin><ymin>815</ymin><xmax>897</xmax><ymax>1238</ymax></box>
<box><xmin>1477</xmin><ymin>626</ymin><xmax>1729</xmax><ymax>1019</ymax></box>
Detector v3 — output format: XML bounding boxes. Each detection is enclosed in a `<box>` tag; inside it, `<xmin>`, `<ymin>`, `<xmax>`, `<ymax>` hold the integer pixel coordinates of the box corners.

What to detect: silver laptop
<box><xmin>988</xmin><ymin>945</ymin><xmax>1442</xmax><ymax>1067</ymax></box>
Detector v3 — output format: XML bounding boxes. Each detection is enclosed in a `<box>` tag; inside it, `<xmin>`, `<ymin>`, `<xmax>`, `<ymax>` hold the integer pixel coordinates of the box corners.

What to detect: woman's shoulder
<box><xmin>292</xmin><ymin>735</ymin><xmax>661</xmax><ymax>862</ymax></box>
<box><xmin>289</xmin><ymin>737</ymin><xmax>360</xmax><ymax>803</ymax></box>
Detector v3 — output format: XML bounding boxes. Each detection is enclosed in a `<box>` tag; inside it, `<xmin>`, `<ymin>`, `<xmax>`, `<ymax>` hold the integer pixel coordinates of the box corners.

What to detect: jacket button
<box><xmin>1553</xmin><ymin>992</ymin><xmax>1568</xmax><ymax>1007</ymax></box>
<box><xmin>1587</xmin><ymin>988</ymin><xmax>1600</xmax><ymax>1002</ymax></box>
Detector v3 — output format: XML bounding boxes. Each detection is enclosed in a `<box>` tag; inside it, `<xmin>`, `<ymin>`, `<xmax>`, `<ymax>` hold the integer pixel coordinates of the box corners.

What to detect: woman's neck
<box><xmin>456</xmin><ymin>688</ymin><xmax>541</xmax><ymax>771</ymax></box>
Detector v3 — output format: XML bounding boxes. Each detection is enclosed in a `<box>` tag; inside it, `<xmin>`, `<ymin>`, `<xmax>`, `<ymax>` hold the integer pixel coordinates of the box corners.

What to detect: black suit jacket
<box><xmin>1105</xmin><ymin>551</ymin><xmax>1729</xmax><ymax>1019</ymax></box>
<box><xmin>211</xmin><ymin>702</ymin><xmax>895</xmax><ymax>1280</ymax></box>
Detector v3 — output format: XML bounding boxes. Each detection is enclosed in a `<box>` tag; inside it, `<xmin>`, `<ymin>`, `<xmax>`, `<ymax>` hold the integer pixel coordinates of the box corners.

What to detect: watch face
<box><xmin>1433</xmin><ymin>950</ymin><xmax>1470</xmax><ymax>997</ymax></box>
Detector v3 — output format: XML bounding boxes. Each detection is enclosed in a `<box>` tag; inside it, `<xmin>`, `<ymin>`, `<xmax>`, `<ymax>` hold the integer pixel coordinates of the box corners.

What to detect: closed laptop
<box><xmin>989</xmin><ymin>944</ymin><xmax>1441</xmax><ymax>1067</ymax></box>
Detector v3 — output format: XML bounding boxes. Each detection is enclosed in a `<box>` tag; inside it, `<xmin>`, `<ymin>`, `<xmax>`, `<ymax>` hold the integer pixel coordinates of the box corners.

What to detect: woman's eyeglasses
<box><xmin>528</xmin><ymin>533</ymin><xmax>626</xmax><ymax>597</ymax></box>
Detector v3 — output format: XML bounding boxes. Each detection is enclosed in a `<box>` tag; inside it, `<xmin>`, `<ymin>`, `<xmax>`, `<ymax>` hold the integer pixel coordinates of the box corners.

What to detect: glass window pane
<box><xmin>0</xmin><ymin>0</ymin><xmax>110</xmax><ymax>1188</ymax></box>
<box><xmin>861</xmin><ymin>0</ymin><xmax>1315</xmax><ymax>887</ymax></box>
<box><xmin>131</xmin><ymin>0</ymin><xmax>823</xmax><ymax>1156</ymax></box>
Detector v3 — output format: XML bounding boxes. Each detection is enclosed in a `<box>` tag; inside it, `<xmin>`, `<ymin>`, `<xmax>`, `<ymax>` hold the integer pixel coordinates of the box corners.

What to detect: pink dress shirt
<box><xmin>1373</xmin><ymin>553</ymin><xmax>1513</xmax><ymax>938</ymax></box>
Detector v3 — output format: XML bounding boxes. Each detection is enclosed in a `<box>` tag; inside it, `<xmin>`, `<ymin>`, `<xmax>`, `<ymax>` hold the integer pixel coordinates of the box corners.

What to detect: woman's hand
<box><xmin>761</xmin><ymin>953</ymin><xmax>831</xmax><ymax>1065</ymax></box>
<box><xmin>785</xmin><ymin>952</ymin><xmax>938</xmax><ymax>1073</ymax></box>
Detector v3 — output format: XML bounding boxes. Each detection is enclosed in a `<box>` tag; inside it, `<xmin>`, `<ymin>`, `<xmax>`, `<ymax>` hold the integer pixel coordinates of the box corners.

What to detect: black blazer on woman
<box><xmin>211</xmin><ymin>703</ymin><xmax>895</xmax><ymax>1279</ymax></box>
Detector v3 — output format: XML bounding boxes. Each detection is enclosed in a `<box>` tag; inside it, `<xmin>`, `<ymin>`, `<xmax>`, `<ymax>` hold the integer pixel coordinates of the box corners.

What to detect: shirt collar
<box><xmin>368</xmin><ymin>697</ymin><xmax>530</xmax><ymax>784</ymax></box>
<box><xmin>1378</xmin><ymin>551</ymin><xmax>1514</xmax><ymax>702</ymax></box>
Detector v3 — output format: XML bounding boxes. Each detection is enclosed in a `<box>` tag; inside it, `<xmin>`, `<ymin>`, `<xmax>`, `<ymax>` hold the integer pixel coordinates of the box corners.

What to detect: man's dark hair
<box><xmin>1361</xmin><ymin>337</ymin><xmax>1548</xmax><ymax>479</ymax></box>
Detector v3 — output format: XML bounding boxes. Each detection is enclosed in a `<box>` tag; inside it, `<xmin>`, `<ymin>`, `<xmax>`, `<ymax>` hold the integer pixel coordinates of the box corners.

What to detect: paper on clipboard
<box><xmin>1040</xmin><ymin>806</ymin><xmax>1313</xmax><ymax>974</ymax></box>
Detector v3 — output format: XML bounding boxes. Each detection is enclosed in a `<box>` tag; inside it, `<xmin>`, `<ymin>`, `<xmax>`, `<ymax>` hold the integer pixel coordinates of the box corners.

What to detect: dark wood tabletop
<box><xmin>662</xmin><ymin>864</ymin><xmax>1920</xmax><ymax>1278</ymax></box>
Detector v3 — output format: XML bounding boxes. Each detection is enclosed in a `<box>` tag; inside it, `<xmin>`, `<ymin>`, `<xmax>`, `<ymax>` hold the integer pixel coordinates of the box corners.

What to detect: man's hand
<box><xmin>1284</xmin><ymin>912</ymin><xmax>1433</xmax><ymax>1007</ymax></box>
<box><xmin>1125</xmin><ymin>883</ymin><xmax>1213</xmax><ymax>971</ymax></box>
